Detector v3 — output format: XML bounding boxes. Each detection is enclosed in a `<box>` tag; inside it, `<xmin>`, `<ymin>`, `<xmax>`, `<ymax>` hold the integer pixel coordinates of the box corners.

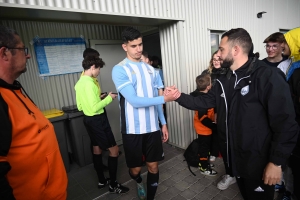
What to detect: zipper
<box><xmin>233</xmin><ymin>71</ymin><xmax>238</xmax><ymax>88</ymax></box>
<box><xmin>233</xmin><ymin>70</ymin><xmax>251</xmax><ymax>88</ymax></box>
<box><xmin>216</xmin><ymin>79</ymin><xmax>230</xmax><ymax>168</ymax></box>
<box><xmin>216</xmin><ymin>71</ymin><xmax>251</xmax><ymax>168</ymax></box>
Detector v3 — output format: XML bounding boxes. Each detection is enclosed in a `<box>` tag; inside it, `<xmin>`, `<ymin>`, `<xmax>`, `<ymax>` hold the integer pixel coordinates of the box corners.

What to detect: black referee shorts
<box><xmin>122</xmin><ymin>130</ymin><xmax>164</xmax><ymax>168</ymax></box>
<box><xmin>83</xmin><ymin>113</ymin><xmax>117</xmax><ymax>150</ymax></box>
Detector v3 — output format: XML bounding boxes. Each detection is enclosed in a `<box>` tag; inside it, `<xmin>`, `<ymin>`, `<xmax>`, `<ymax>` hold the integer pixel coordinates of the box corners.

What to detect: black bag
<box><xmin>183</xmin><ymin>139</ymin><xmax>199</xmax><ymax>176</ymax></box>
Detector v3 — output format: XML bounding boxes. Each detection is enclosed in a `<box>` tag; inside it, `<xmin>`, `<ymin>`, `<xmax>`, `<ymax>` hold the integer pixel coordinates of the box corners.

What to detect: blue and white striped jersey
<box><xmin>112</xmin><ymin>58</ymin><xmax>165</xmax><ymax>134</ymax></box>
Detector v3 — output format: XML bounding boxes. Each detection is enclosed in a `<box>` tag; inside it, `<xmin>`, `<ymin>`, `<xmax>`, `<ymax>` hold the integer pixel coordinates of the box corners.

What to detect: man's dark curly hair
<box><xmin>0</xmin><ymin>25</ymin><xmax>19</xmax><ymax>55</ymax></box>
<box><xmin>121</xmin><ymin>27</ymin><xmax>142</xmax><ymax>43</ymax></box>
<box><xmin>222</xmin><ymin>28</ymin><xmax>252</xmax><ymax>55</ymax></box>
<box><xmin>82</xmin><ymin>56</ymin><xmax>105</xmax><ymax>70</ymax></box>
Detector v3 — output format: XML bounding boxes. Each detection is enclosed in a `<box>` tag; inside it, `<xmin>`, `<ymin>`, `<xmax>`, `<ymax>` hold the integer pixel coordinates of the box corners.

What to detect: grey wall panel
<box><xmin>159</xmin><ymin>0</ymin><xmax>300</xmax><ymax>148</ymax></box>
<box><xmin>160</xmin><ymin>22</ymin><xmax>195</xmax><ymax>149</ymax></box>
<box><xmin>0</xmin><ymin>20</ymin><xmax>123</xmax><ymax>111</ymax></box>
<box><xmin>1</xmin><ymin>0</ymin><xmax>184</xmax><ymax>19</ymax></box>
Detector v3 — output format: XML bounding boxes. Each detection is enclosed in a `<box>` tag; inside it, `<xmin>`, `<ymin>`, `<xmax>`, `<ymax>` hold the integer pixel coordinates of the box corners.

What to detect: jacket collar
<box><xmin>0</xmin><ymin>79</ymin><xmax>37</xmax><ymax>116</ymax></box>
<box><xmin>225</xmin><ymin>57</ymin><xmax>259</xmax><ymax>80</ymax></box>
<box><xmin>212</xmin><ymin>67</ymin><xmax>228</xmax><ymax>75</ymax></box>
<box><xmin>0</xmin><ymin>79</ymin><xmax>22</xmax><ymax>90</ymax></box>
<box><xmin>190</xmin><ymin>89</ymin><xmax>206</xmax><ymax>97</ymax></box>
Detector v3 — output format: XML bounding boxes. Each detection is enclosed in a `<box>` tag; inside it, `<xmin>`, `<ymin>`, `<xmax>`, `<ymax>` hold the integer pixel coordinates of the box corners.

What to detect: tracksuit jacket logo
<box><xmin>241</xmin><ymin>85</ymin><xmax>249</xmax><ymax>96</ymax></box>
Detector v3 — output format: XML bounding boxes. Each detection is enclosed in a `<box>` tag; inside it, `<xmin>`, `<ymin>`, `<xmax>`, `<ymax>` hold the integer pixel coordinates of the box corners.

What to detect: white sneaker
<box><xmin>217</xmin><ymin>175</ymin><xmax>236</xmax><ymax>190</ymax></box>
<box><xmin>210</xmin><ymin>156</ymin><xmax>216</xmax><ymax>162</ymax></box>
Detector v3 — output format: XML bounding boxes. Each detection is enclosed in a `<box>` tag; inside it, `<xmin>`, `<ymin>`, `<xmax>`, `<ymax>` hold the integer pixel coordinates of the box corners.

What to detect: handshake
<box><xmin>163</xmin><ymin>85</ymin><xmax>182</xmax><ymax>102</ymax></box>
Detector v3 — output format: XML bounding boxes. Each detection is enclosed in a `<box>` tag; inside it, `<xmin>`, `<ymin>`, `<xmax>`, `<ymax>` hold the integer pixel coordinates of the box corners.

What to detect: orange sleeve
<box><xmin>0</xmin><ymin>156</ymin><xmax>8</xmax><ymax>162</ymax></box>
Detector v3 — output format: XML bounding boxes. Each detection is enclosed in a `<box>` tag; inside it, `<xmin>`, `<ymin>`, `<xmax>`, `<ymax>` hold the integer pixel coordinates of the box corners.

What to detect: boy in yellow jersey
<box><xmin>75</xmin><ymin>56</ymin><xmax>129</xmax><ymax>193</ymax></box>
<box><xmin>82</xmin><ymin>48</ymin><xmax>101</xmax><ymax>94</ymax></box>
<box><xmin>82</xmin><ymin>48</ymin><xmax>109</xmax><ymax>170</ymax></box>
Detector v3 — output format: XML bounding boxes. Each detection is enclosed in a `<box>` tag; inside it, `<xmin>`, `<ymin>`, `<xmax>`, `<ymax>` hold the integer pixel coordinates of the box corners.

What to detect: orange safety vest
<box><xmin>0</xmin><ymin>87</ymin><xmax>67</xmax><ymax>200</ymax></box>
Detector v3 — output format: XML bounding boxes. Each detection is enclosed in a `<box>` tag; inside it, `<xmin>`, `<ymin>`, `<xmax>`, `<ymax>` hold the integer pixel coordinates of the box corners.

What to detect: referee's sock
<box><xmin>147</xmin><ymin>171</ymin><xmax>159</xmax><ymax>200</ymax></box>
<box><xmin>108</xmin><ymin>156</ymin><xmax>118</xmax><ymax>187</ymax></box>
<box><xmin>129</xmin><ymin>170</ymin><xmax>142</xmax><ymax>183</ymax></box>
<box><xmin>93</xmin><ymin>154</ymin><xmax>106</xmax><ymax>184</ymax></box>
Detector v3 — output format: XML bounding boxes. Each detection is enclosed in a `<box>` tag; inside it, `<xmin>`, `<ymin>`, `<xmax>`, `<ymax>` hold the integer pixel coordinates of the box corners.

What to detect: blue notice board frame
<box><xmin>34</xmin><ymin>37</ymin><xmax>86</xmax><ymax>76</ymax></box>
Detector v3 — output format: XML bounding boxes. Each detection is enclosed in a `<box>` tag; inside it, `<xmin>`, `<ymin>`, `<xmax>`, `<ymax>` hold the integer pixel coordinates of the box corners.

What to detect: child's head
<box><xmin>83</xmin><ymin>48</ymin><xmax>100</xmax><ymax>58</ymax></box>
<box><xmin>196</xmin><ymin>74</ymin><xmax>211</xmax><ymax>92</ymax></box>
<box><xmin>82</xmin><ymin>56</ymin><xmax>105</xmax><ymax>70</ymax></box>
<box><xmin>82</xmin><ymin>56</ymin><xmax>105</xmax><ymax>78</ymax></box>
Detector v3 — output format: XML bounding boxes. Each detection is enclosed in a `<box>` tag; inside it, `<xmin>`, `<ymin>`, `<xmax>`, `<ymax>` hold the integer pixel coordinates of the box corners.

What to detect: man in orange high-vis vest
<box><xmin>0</xmin><ymin>25</ymin><xmax>67</xmax><ymax>200</ymax></box>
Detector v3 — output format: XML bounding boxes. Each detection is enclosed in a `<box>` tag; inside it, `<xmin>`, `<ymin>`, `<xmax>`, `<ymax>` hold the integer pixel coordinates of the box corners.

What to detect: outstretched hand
<box><xmin>164</xmin><ymin>85</ymin><xmax>181</xmax><ymax>102</ymax></box>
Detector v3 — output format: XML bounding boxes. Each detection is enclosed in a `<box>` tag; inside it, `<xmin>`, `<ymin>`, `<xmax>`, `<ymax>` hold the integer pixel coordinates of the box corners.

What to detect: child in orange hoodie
<box><xmin>190</xmin><ymin>74</ymin><xmax>217</xmax><ymax>176</ymax></box>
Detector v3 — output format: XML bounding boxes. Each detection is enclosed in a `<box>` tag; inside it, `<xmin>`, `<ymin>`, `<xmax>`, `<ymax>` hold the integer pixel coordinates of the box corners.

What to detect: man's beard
<box><xmin>221</xmin><ymin>57</ymin><xmax>233</xmax><ymax>68</ymax></box>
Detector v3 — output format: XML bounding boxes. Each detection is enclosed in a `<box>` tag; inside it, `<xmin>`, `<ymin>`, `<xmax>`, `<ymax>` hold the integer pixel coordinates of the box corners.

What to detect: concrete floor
<box><xmin>67</xmin><ymin>143</ymin><xmax>283</xmax><ymax>200</ymax></box>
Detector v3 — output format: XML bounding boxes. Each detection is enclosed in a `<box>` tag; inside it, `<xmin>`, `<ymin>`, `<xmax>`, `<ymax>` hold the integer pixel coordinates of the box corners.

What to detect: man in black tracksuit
<box><xmin>165</xmin><ymin>28</ymin><xmax>299</xmax><ymax>200</ymax></box>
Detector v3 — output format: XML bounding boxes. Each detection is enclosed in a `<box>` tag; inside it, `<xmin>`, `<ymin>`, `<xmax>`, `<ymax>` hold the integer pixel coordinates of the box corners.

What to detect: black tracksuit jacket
<box><xmin>176</xmin><ymin>57</ymin><xmax>299</xmax><ymax>180</ymax></box>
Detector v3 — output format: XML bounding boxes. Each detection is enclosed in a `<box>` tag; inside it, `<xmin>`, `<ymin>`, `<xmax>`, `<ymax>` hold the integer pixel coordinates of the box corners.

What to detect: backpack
<box><xmin>183</xmin><ymin>139</ymin><xmax>199</xmax><ymax>176</ymax></box>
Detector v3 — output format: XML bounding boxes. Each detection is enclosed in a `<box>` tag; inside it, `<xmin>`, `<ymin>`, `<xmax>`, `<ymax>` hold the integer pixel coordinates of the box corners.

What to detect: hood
<box><xmin>212</xmin><ymin>67</ymin><xmax>228</xmax><ymax>75</ymax></box>
<box><xmin>284</xmin><ymin>27</ymin><xmax>300</xmax><ymax>62</ymax></box>
<box><xmin>225</xmin><ymin>57</ymin><xmax>263</xmax><ymax>80</ymax></box>
<box><xmin>0</xmin><ymin>79</ymin><xmax>22</xmax><ymax>90</ymax></box>
<box><xmin>190</xmin><ymin>89</ymin><xmax>205</xmax><ymax>97</ymax></box>
<box><xmin>0</xmin><ymin>79</ymin><xmax>37</xmax><ymax>113</ymax></box>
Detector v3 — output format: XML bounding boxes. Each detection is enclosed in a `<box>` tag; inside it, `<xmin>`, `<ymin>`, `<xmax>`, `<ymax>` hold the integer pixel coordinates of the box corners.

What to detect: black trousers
<box><xmin>290</xmin><ymin>154</ymin><xmax>300</xmax><ymax>199</ymax></box>
<box><xmin>197</xmin><ymin>134</ymin><xmax>211</xmax><ymax>158</ymax></box>
<box><xmin>197</xmin><ymin>134</ymin><xmax>211</xmax><ymax>168</ymax></box>
<box><xmin>219</xmin><ymin>142</ymin><xmax>233</xmax><ymax>176</ymax></box>
<box><xmin>236</xmin><ymin>177</ymin><xmax>274</xmax><ymax>200</ymax></box>
<box><xmin>210</xmin><ymin>129</ymin><xmax>219</xmax><ymax>157</ymax></box>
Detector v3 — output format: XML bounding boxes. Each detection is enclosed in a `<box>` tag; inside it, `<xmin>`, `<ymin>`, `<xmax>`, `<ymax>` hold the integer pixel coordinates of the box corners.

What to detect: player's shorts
<box><xmin>83</xmin><ymin>113</ymin><xmax>117</xmax><ymax>150</ymax></box>
<box><xmin>122</xmin><ymin>130</ymin><xmax>164</xmax><ymax>168</ymax></box>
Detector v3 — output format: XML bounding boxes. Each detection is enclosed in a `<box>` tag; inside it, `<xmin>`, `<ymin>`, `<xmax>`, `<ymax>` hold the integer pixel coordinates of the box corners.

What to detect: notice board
<box><xmin>34</xmin><ymin>37</ymin><xmax>86</xmax><ymax>76</ymax></box>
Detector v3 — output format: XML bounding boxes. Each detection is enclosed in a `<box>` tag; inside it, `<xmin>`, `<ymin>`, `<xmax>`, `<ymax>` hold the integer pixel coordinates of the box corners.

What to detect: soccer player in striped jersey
<box><xmin>112</xmin><ymin>27</ymin><xmax>169</xmax><ymax>200</ymax></box>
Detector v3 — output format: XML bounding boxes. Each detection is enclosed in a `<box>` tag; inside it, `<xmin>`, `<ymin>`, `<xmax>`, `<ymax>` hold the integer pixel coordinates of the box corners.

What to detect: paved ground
<box><xmin>67</xmin><ymin>143</ymin><xmax>245</xmax><ymax>200</ymax></box>
<box><xmin>67</xmin><ymin>143</ymin><xmax>283</xmax><ymax>200</ymax></box>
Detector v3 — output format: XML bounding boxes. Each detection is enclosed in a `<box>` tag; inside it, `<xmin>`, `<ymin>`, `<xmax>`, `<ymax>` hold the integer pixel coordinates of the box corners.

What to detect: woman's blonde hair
<box><xmin>207</xmin><ymin>50</ymin><xmax>219</xmax><ymax>74</ymax></box>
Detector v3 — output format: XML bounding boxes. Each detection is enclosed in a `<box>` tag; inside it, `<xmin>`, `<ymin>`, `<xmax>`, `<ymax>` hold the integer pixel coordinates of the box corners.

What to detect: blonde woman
<box><xmin>202</xmin><ymin>50</ymin><xmax>227</xmax><ymax>86</ymax></box>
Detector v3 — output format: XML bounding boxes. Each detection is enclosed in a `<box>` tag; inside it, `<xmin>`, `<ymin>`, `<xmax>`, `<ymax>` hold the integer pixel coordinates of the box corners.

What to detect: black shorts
<box><xmin>83</xmin><ymin>113</ymin><xmax>117</xmax><ymax>150</ymax></box>
<box><xmin>122</xmin><ymin>130</ymin><xmax>164</xmax><ymax>168</ymax></box>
